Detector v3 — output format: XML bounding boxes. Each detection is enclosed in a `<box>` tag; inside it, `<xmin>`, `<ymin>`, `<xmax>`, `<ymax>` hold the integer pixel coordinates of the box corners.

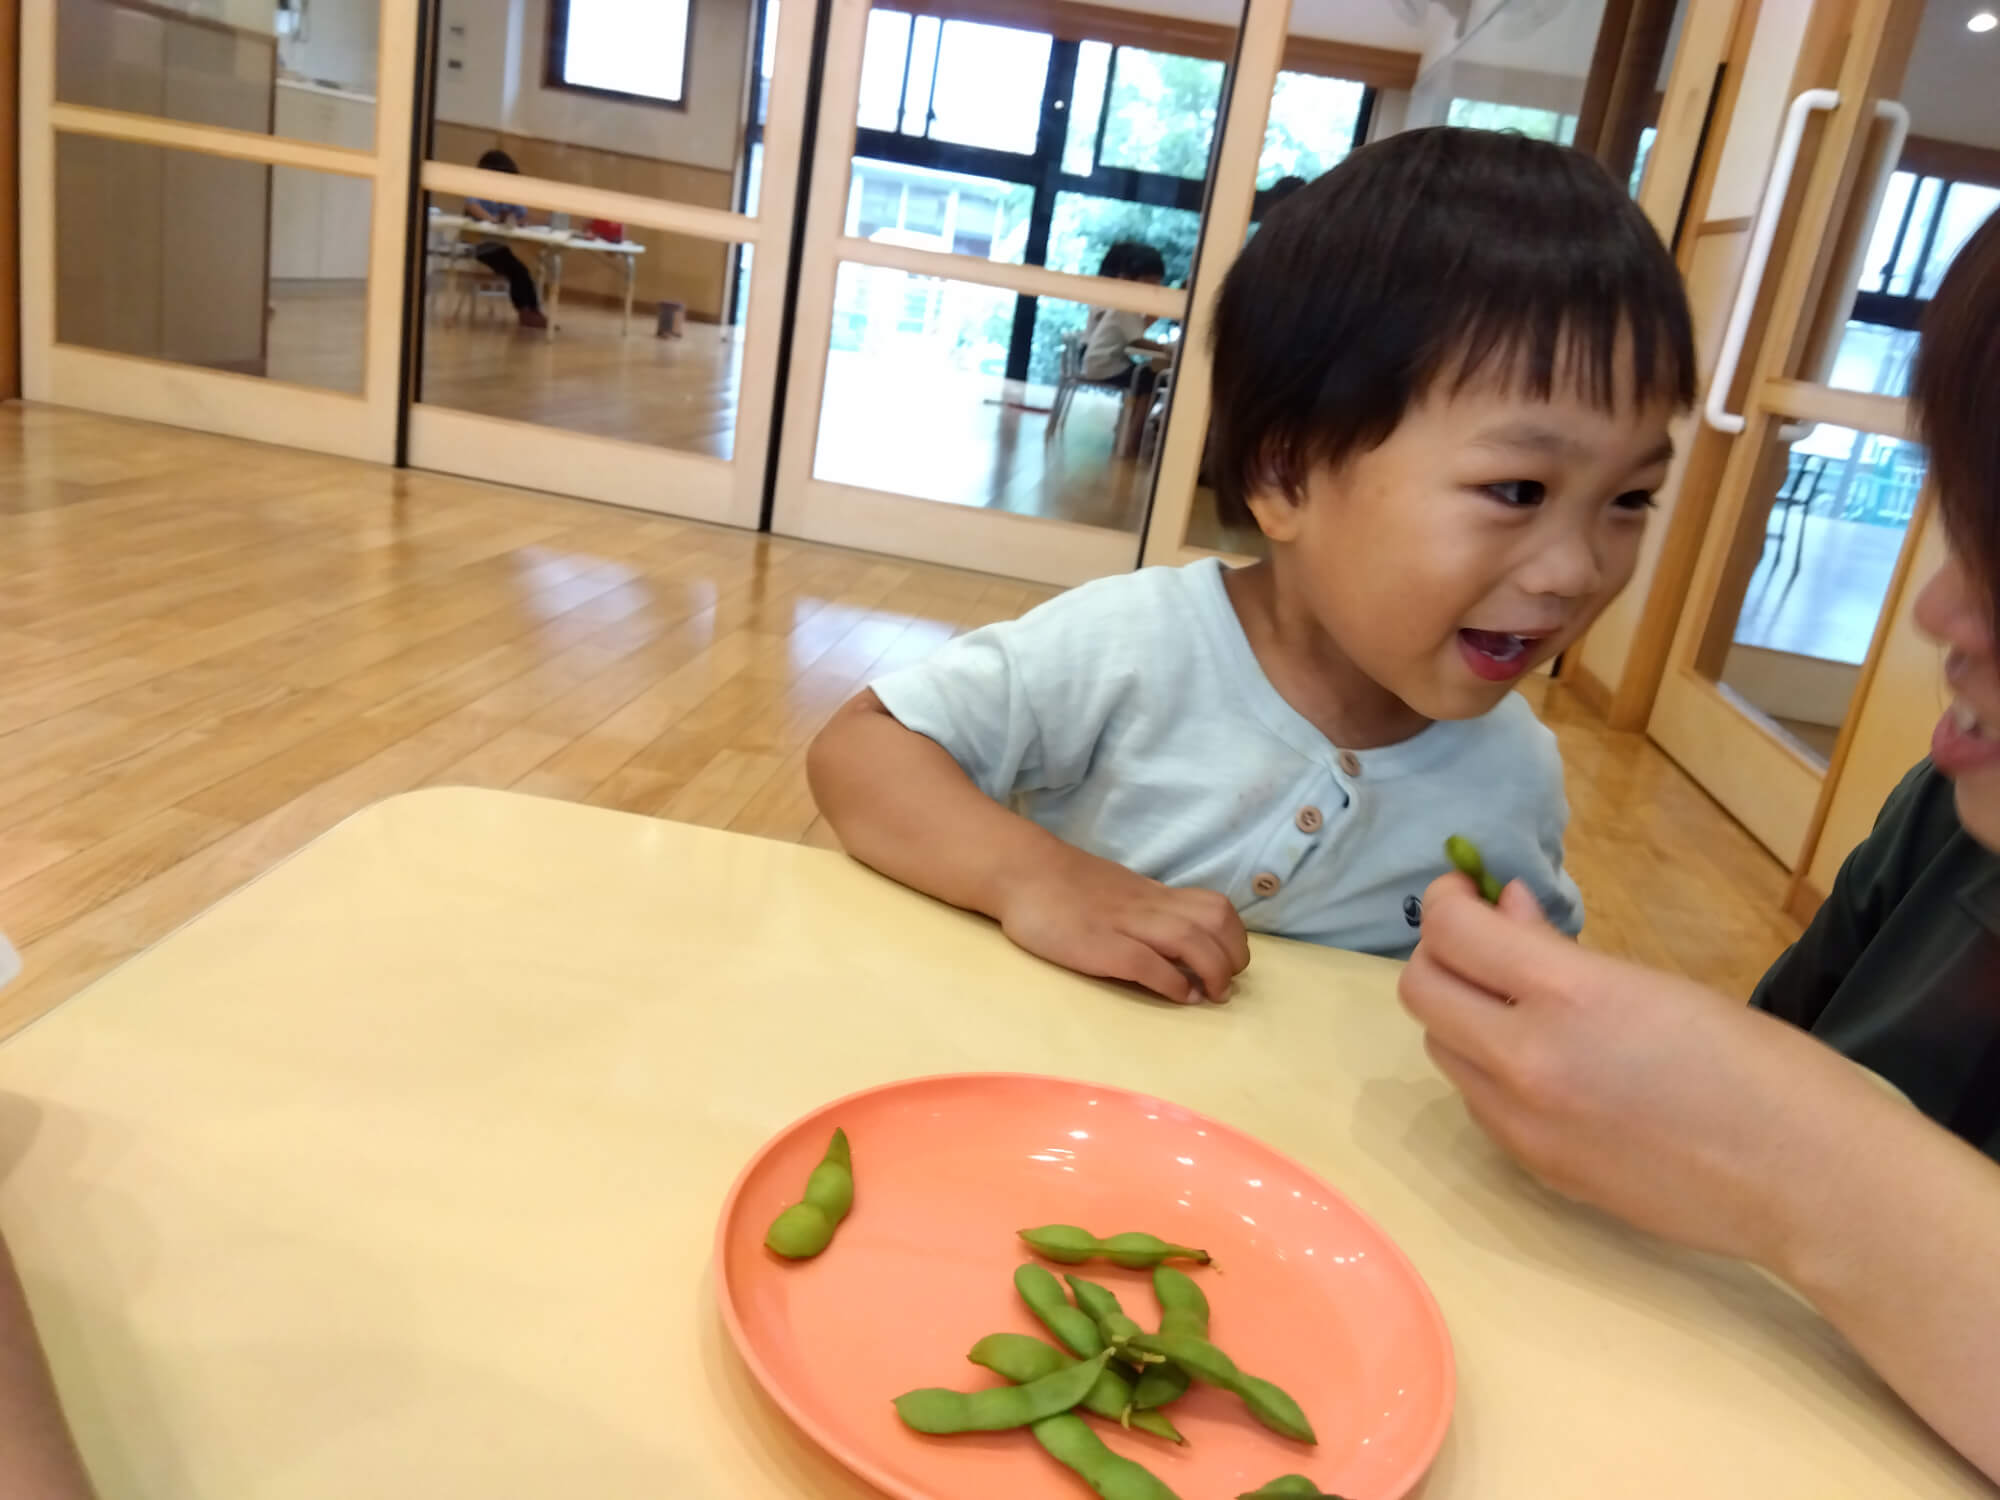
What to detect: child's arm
<box><xmin>0</xmin><ymin>1234</ymin><xmax>94</xmax><ymax>1498</ymax></box>
<box><xmin>809</xmin><ymin>691</ymin><xmax>1249</xmax><ymax>1003</ymax></box>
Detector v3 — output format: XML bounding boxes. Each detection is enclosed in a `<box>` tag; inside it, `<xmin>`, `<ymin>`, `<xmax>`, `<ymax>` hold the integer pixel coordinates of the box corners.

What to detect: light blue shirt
<box><xmin>870</xmin><ymin>558</ymin><xmax>1581</xmax><ymax>958</ymax></box>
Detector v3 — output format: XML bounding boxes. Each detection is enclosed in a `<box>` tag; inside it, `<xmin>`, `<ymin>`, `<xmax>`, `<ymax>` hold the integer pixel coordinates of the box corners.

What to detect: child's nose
<box><xmin>1521</xmin><ymin>531</ymin><xmax>1604</xmax><ymax>600</ymax></box>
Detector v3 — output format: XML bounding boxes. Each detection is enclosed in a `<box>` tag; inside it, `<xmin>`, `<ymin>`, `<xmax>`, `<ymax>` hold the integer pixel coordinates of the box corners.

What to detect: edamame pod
<box><xmin>1127</xmin><ymin>1332</ymin><xmax>1317</xmax><ymax>1445</ymax></box>
<box><xmin>763</xmin><ymin>1127</ymin><xmax>854</xmax><ymax>1260</ymax></box>
<box><xmin>1239</xmin><ymin>1478</ymin><xmax>1349</xmax><ymax>1498</ymax></box>
<box><xmin>1032</xmin><ymin>1412</ymin><xmax>1186</xmax><ymax>1500</ymax></box>
<box><xmin>967</xmin><ymin>1333</ymin><xmax>1183</xmax><ymax>1444</ymax></box>
<box><xmin>894</xmin><ymin>1350</ymin><xmax>1112</xmax><ymax>1435</ymax></box>
<box><xmin>1015</xmin><ymin>1263</ymin><xmax>1107</xmax><ymax>1358</ymax></box>
<box><xmin>1130</xmin><ymin>1265</ymin><xmax>1209</xmax><ymax>1411</ymax></box>
<box><xmin>1064</xmin><ymin>1275</ymin><xmax>1158</xmax><ymax>1357</ymax></box>
<box><xmin>1444</xmin><ymin>834</ymin><xmax>1505</xmax><ymax>904</ymax></box>
<box><xmin>1019</xmin><ymin>1225</ymin><xmax>1211</xmax><ymax>1268</ymax></box>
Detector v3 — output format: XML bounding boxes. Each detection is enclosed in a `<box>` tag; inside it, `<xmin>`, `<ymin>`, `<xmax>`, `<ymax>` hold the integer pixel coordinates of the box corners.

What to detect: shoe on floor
<box><xmin>517</xmin><ymin>308</ymin><xmax>549</xmax><ymax>330</ymax></box>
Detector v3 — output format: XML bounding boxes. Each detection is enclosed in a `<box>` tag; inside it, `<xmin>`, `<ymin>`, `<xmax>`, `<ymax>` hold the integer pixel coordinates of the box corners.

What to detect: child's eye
<box><xmin>1484</xmin><ymin>481</ymin><xmax>1545</xmax><ymax>508</ymax></box>
<box><xmin>1612</xmin><ymin>489</ymin><xmax>1658</xmax><ymax>512</ymax></box>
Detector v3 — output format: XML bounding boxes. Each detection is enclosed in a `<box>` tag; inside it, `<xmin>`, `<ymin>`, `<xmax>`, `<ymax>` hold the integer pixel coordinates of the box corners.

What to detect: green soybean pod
<box><xmin>1064</xmin><ymin>1275</ymin><xmax>1155</xmax><ymax>1354</ymax></box>
<box><xmin>763</xmin><ymin>1127</ymin><xmax>854</xmax><ymax>1260</ymax></box>
<box><xmin>1032</xmin><ymin>1413</ymin><xmax>1186</xmax><ymax>1500</ymax></box>
<box><xmin>1130</xmin><ymin>1265</ymin><xmax>1207</xmax><ymax>1410</ymax></box>
<box><xmin>967</xmin><ymin>1333</ymin><xmax>1183</xmax><ymax>1444</ymax></box>
<box><xmin>1239</xmin><ymin>1478</ymin><xmax>1349</xmax><ymax>1498</ymax></box>
<box><xmin>894</xmin><ymin>1350</ymin><xmax>1111</xmax><ymax>1435</ymax></box>
<box><xmin>1444</xmin><ymin>834</ymin><xmax>1504</xmax><ymax>905</ymax></box>
<box><xmin>1127</xmin><ymin>1332</ymin><xmax>1317</xmax><ymax>1445</ymax></box>
<box><xmin>1019</xmin><ymin>1225</ymin><xmax>1211</xmax><ymax>1268</ymax></box>
<box><xmin>1015</xmin><ymin>1263</ymin><xmax>1107</xmax><ymax>1358</ymax></box>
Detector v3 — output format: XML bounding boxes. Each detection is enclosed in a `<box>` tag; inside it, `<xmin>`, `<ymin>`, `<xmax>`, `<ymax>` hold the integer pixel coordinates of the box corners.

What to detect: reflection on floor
<box><xmin>1733</xmin><ymin>515</ymin><xmax>1906</xmax><ymax>665</ymax></box>
<box><xmin>264</xmin><ymin>284</ymin><xmax>744</xmax><ymax>457</ymax></box>
<box><xmin>0</xmin><ymin>408</ymin><xmax>1805</xmax><ymax>1038</ymax></box>
<box><xmin>814</xmin><ymin>353</ymin><xmax>1156</xmax><ymax>533</ymax></box>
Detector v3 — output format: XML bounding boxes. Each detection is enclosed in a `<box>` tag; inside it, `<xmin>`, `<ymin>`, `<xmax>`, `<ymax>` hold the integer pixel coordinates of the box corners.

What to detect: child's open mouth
<box><xmin>1457</xmin><ymin>628</ymin><xmax>1543</xmax><ymax>682</ymax></box>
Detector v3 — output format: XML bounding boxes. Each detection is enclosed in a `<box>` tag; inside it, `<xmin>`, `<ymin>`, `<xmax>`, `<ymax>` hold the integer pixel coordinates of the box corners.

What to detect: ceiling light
<box><xmin>1971</xmin><ymin>10</ymin><xmax>1999</xmax><ymax>30</ymax></box>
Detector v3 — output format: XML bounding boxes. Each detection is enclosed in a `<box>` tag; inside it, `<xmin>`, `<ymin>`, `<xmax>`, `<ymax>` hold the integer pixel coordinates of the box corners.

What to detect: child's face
<box><xmin>1250</xmin><ymin>373</ymin><xmax>1675</xmax><ymax>722</ymax></box>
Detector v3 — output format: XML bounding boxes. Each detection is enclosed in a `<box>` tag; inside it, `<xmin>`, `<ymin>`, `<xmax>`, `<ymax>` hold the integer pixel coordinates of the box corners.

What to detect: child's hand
<box><xmin>996</xmin><ymin>847</ymin><xmax>1249</xmax><ymax>1004</ymax></box>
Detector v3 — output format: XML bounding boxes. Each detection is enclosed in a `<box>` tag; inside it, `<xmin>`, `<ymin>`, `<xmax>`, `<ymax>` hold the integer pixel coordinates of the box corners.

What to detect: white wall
<box><xmin>1901</xmin><ymin>6</ymin><xmax>2000</xmax><ymax>148</ymax></box>
<box><xmin>435</xmin><ymin>0</ymin><xmax>753</xmax><ymax>171</ymax></box>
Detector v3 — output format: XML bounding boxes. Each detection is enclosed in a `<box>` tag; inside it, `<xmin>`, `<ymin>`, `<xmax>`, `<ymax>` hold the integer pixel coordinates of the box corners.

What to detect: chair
<box><xmin>1754</xmin><ymin>451</ymin><xmax>1825</xmax><ymax>600</ymax></box>
<box><xmin>425</xmin><ymin>221</ymin><xmax>508</xmax><ymax>326</ymax></box>
<box><xmin>1046</xmin><ymin>329</ymin><xmax>1088</xmax><ymax>436</ymax></box>
<box><xmin>1140</xmin><ymin>371</ymin><xmax>1173</xmax><ymax>460</ymax></box>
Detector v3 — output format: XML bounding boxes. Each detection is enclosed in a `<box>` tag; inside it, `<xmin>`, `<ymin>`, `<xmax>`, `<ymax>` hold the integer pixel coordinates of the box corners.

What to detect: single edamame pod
<box><xmin>1444</xmin><ymin>834</ymin><xmax>1504</xmax><ymax>904</ymax></box>
<box><xmin>1127</xmin><ymin>1332</ymin><xmax>1317</xmax><ymax>1445</ymax></box>
<box><xmin>1032</xmin><ymin>1412</ymin><xmax>1186</xmax><ymax>1500</ymax></box>
<box><xmin>967</xmin><ymin>1333</ymin><xmax>1183</xmax><ymax>1444</ymax></box>
<box><xmin>1064</xmin><ymin>1275</ymin><xmax>1158</xmax><ymax>1357</ymax></box>
<box><xmin>1015</xmin><ymin>1263</ymin><xmax>1107</xmax><ymax>1358</ymax></box>
<box><xmin>1019</xmin><ymin>1225</ymin><xmax>1211</xmax><ymax>1269</ymax></box>
<box><xmin>763</xmin><ymin>1127</ymin><xmax>854</xmax><ymax>1260</ymax></box>
<box><xmin>1239</xmin><ymin>1478</ymin><xmax>1351</xmax><ymax>1498</ymax></box>
<box><xmin>1129</xmin><ymin>1265</ymin><xmax>1209</xmax><ymax>1410</ymax></box>
<box><xmin>894</xmin><ymin>1349</ymin><xmax>1112</xmax><ymax>1435</ymax></box>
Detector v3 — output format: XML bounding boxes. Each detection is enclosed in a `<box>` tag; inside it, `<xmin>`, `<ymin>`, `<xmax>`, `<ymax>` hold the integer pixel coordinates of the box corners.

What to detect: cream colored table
<box><xmin>429</xmin><ymin>213</ymin><xmax>648</xmax><ymax>336</ymax></box>
<box><xmin>0</xmin><ymin>791</ymin><xmax>1983</xmax><ymax>1499</ymax></box>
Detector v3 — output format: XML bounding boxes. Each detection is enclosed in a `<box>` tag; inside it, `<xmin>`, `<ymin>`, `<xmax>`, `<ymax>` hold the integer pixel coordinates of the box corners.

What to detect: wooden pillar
<box><xmin>1</xmin><ymin>0</ymin><xmax>19</xmax><ymax>400</ymax></box>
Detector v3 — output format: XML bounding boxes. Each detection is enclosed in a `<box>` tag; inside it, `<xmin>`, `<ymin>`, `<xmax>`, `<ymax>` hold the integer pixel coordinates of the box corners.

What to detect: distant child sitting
<box><xmin>1078</xmin><ymin>241</ymin><xmax>1171</xmax><ymax>391</ymax></box>
<box><xmin>464</xmin><ymin>149</ymin><xmax>549</xmax><ymax>331</ymax></box>
<box><xmin>808</xmin><ymin>128</ymin><xmax>1693</xmax><ymax>1002</ymax></box>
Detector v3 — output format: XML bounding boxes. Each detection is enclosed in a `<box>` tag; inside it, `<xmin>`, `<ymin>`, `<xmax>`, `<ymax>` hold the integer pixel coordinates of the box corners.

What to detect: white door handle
<box><xmin>1705</xmin><ymin>88</ymin><xmax>1839</xmax><ymax>435</ymax></box>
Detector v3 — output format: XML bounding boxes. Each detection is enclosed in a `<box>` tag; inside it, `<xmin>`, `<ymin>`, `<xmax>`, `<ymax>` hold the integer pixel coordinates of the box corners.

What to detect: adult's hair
<box><xmin>1207</xmin><ymin>127</ymin><xmax>1695</xmax><ymax>526</ymax></box>
<box><xmin>1913</xmin><ymin>210</ymin><xmax>2000</xmax><ymax>616</ymax></box>
<box><xmin>477</xmin><ymin>149</ymin><xmax>520</xmax><ymax>174</ymax></box>
<box><xmin>1099</xmin><ymin>240</ymin><xmax>1166</xmax><ymax>281</ymax></box>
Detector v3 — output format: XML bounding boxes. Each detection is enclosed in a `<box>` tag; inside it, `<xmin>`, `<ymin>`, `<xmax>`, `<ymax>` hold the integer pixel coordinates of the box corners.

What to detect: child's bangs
<box><xmin>1434</xmin><ymin>289</ymin><xmax>1695</xmax><ymax>414</ymax></box>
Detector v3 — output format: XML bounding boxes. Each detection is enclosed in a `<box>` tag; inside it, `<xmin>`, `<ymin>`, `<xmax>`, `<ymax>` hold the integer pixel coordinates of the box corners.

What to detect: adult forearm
<box><xmin>807</xmin><ymin>695</ymin><xmax>1071</xmax><ymax>917</ymax></box>
<box><xmin>0</xmin><ymin>1236</ymin><xmax>93</xmax><ymax>1499</ymax></box>
<box><xmin>1771</xmin><ymin>1095</ymin><xmax>2000</xmax><ymax>1480</ymax></box>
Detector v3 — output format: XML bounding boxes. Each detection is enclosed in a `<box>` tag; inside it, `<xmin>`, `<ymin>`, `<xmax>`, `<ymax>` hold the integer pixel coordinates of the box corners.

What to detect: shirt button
<box><xmin>1251</xmin><ymin>871</ymin><xmax>1282</xmax><ymax>899</ymax></box>
<box><xmin>1338</xmin><ymin>749</ymin><xmax>1363</xmax><ymax>777</ymax></box>
<box><xmin>1295</xmin><ymin>805</ymin><xmax>1323</xmax><ymax>833</ymax></box>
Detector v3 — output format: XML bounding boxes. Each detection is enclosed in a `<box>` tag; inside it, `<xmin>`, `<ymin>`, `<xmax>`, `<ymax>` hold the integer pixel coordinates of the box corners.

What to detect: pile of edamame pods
<box><xmin>888</xmin><ymin>1223</ymin><xmax>1350</xmax><ymax>1500</ymax></box>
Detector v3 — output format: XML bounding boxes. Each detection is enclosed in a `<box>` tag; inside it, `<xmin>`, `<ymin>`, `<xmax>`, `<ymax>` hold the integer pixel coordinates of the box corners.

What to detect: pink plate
<box><xmin>715</xmin><ymin>1073</ymin><xmax>1454</xmax><ymax>1500</ymax></box>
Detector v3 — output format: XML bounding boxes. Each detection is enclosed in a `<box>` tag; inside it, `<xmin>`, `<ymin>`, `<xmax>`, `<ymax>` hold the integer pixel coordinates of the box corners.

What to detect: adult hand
<box><xmin>1398</xmin><ymin>874</ymin><xmax>1889</xmax><ymax>1269</ymax></box>
<box><xmin>997</xmin><ymin>846</ymin><xmax>1249</xmax><ymax>1005</ymax></box>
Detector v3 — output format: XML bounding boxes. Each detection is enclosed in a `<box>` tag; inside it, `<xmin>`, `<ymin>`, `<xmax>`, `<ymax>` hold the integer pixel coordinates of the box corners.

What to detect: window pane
<box><xmin>558</xmin><ymin>0</ymin><xmax>691</xmax><ymax>104</ymax></box>
<box><xmin>418</xmin><ymin>192</ymin><xmax>745</xmax><ymax>458</ymax></box>
<box><xmin>1918</xmin><ymin>182</ymin><xmax>2000</xmax><ymax>298</ymax></box>
<box><xmin>1063</xmin><ymin>41</ymin><xmax>1114</xmax><ymax>176</ymax></box>
<box><xmin>56</xmin><ymin>133</ymin><xmax>368</xmax><ymax>395</ymax></box>
<box><xmin>818</xmin><ymin>263</ymin><xmax>1172</xmax><ymax>533</ymax></box>
<box><xmin>57</xmin><ymin>0</ymin><xmax>378</xmax><ymax>146</ymax></box>
<box><xmin>927</xmin><ymin>20</ymin><xmax>1051</xmax><ymax>154</ymax></box>
<box><xmin>902</xmin><ymin>16</ymin><xmax>941</xmax><ymax>137</ymax></box>
<box><xmin>1099</xmin><ymin>48</ymin><xmax>1226</xmax><ymax>177</ymax></box>
<box><xmin>1445</xmin><ymin>97</ymin><xmax>1578</xmax><ymax>143</ymax></box>
<box><xmin>857</xmin><ymin>9</ymin><xmax>911</xmax><ymax>131</ymax></box>
<box><xmin>845</xmin><ymin>159</ymin><xmax>1033</xmax><ymax>260</ymax></box>
<box><xmin>1885</xmin><ymin>176</ymin><xmax>1944</xmax><ymax>296</ymax></box>
<box><xmin>1257</xmin><ymin>71</ymin><xmax>1365</xmax><ymax>187</ymax></box>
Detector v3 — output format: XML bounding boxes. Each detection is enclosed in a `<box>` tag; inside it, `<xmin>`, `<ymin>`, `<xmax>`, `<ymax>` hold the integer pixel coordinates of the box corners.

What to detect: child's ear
<box><xmin>1245</xmin><ymin>487</ymin><xmax>1305</xmax><ymax>543</ymax></box>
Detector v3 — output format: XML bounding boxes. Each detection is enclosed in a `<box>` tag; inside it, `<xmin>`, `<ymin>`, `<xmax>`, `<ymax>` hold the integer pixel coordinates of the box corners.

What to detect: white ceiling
<box><xmin>1901</xmin><ymin>0</ymin><xmax>2000</xmax><ymax>147</ymax></box>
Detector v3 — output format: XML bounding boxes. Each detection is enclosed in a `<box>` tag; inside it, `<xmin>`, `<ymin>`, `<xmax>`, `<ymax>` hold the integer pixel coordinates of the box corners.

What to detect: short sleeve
<box><xmin>868</xmin><ymin>588</ymin><xmax>1130</xmax><ymax>804</ymax></box>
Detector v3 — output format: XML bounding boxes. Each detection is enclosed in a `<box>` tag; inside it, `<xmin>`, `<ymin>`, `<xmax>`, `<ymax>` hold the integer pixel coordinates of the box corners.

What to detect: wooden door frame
<box><xmin>1643</xmin><ymin>0</ymin><xmax>1927</xmax><ymax>866</ymax></box>
<box><xmin>1</xmin><ymin>0</ymin><xmax>18</xmax><ymax>402</ymax></box>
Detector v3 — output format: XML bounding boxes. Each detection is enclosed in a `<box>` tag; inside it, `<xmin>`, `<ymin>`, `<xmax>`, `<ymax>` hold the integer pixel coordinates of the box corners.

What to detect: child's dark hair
<box><xmin>1208</xmin><ymin>127</ymin><xmax>1695</xmax><ymax>526</ymax></box>
<box><xmin>477</xmin><ymin>148</ymin><xmax>520</xmax><ymax>174</ymax></box>
<box><xmin>1099</xmin><ymin>241</ymin><xmax>1166</xmax><ymax>281</ymax></box>
<box><xmin>1913</xmin><ymin>209</ymin><xmax>2000</xmax><ymax>619</ymax></box>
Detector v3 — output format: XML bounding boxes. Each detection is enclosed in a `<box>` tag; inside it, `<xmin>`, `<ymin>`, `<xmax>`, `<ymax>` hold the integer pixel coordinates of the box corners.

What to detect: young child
<box><xmin>808</xmin><ymin>128</ymin><xmax>1694</xmax><ymax>1003</ymax></box>
<box><xmin>1078</xmin><ymin>241</ymin><xmax>1171</xmax><ymax>389</ymax></box>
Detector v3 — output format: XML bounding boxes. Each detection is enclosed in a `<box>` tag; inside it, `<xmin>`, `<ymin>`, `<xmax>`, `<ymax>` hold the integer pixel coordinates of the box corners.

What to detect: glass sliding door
<box><xmin>406</xmin><ymin>0</ymin><xmax>809</xmax><ymax>529</ymax></box>
<box><xmin>21</xmin><ymin>0</ymin><xmax>415</xmax><ymax>460</ymax></box>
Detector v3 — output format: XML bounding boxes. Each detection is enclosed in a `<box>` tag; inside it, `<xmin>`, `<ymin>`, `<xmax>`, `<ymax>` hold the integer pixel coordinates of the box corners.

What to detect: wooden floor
<box><xmin>268</xmin><ymin>284</ymin><xmax>1166</xmax><ymax>531</ymax></box>
<box><xmin>0</xmin><ymin>405</ymin><xmax>1800</xmax><ymax>1040</ymax></box>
